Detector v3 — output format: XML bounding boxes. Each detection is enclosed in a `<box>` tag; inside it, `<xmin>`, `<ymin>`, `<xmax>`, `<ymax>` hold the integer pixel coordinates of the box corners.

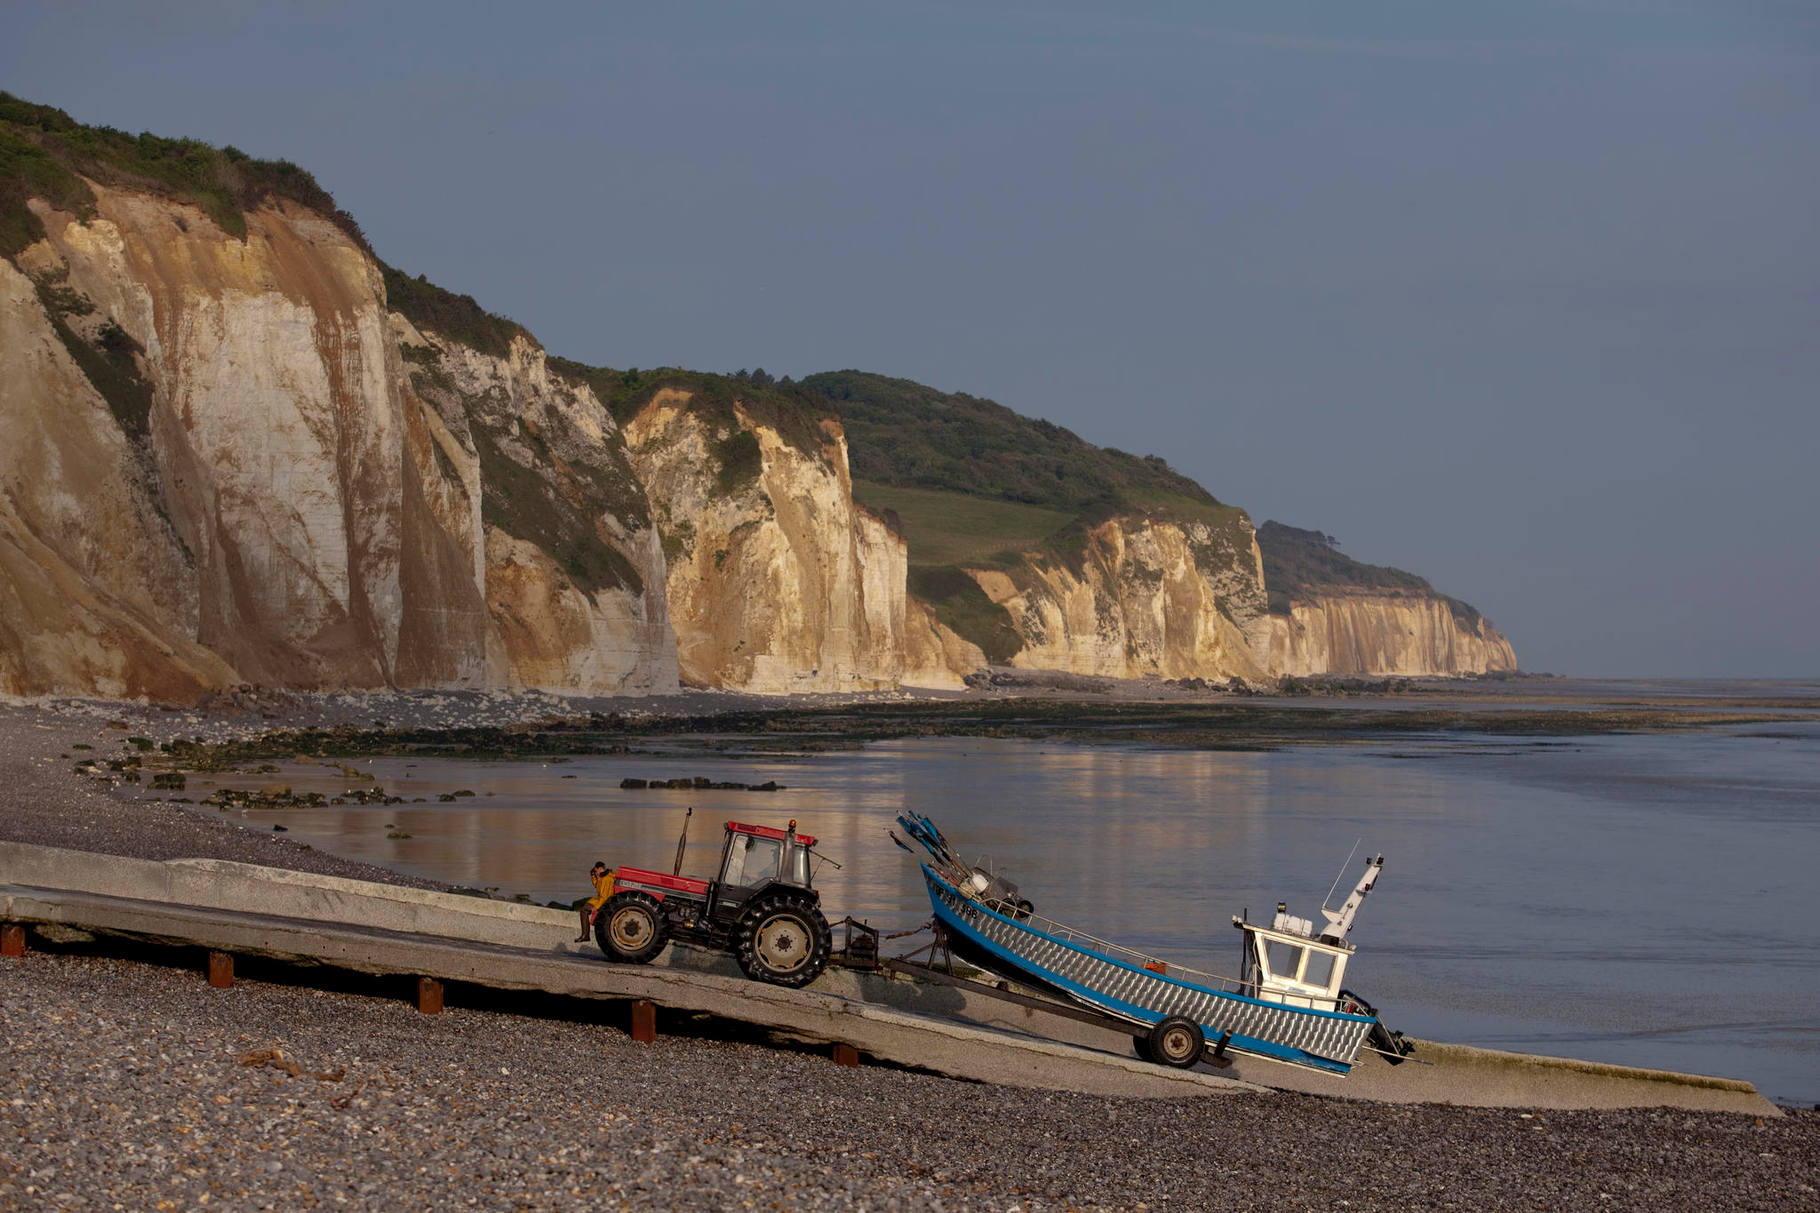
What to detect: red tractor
<box><xmin>595</xmin><ymin>815</ymin><xmax>833</xmax><ymax>988</ymax></box>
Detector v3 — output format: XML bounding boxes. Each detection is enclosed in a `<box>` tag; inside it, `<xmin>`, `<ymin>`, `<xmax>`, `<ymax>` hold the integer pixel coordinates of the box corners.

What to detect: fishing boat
<box><xmin>892</xmin><ymin>813</ymin><xmax>1408</xmax><ymax>1073</ymax></box>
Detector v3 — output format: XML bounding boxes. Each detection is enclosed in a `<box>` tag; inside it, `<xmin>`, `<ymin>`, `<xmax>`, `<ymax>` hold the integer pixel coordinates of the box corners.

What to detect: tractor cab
<box><xmin>594</xmin><ymin>814</ymin><xmax>834</xmax><ymax>988</ymax></box>
<box><xmin>708</xmin><ymin>820</ymin><xmax>818</xmax><ymax>921</ymax></box>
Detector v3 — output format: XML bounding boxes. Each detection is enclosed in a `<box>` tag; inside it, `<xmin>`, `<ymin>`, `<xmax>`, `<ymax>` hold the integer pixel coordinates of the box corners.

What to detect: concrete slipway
<box><xmin>0</xmin><ymin>842</ymin><xmax>1776</xmax><ymax>1116</ymax></box>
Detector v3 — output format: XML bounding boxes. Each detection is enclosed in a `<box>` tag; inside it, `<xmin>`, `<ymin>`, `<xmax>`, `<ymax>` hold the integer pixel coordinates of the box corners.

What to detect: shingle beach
<box><xmin>2</xmin><ymin>697</ymin><xmax>1815</xmax><ymax>1211</ymax></box>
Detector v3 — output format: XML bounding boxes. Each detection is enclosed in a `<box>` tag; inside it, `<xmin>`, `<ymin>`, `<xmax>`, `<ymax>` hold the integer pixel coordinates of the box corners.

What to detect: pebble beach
<box><xmin>2</xmin><ymin>696</ymin><xmax>1816</xmax><ymax>1211</ymax></box>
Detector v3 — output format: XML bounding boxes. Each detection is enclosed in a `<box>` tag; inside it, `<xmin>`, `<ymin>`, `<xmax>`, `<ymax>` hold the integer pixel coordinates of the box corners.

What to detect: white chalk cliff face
<box><xmin>396</xmin><ymin>324</ymin><xmax>677</xmax><ymax>695</ymax></box>
<box><xmin>0</xmin><ymin>252</ymin><xmax>233</xmax><ymax>700</ymax></box>
<box><xmin>0</xmin><ymin>180</ymin><xmax>1516</xmax><ymax>699</ymax></box>
<box><xmin>621</xmin><ymin>394</ymin><xmax>904</xmax><ymax>694</ymax></box>
<box><xmin>965</xmin><ymin>512</ymin><xmax>1272</xmax><ymax>682</ymax></box>
<box><xmin>7</xmin><ymin>186</ymin><xmax>413</xmax><ymax>693</ymax></box>
<box><xmin>1267</xmin><ymin>592</ymin><xmax>1517</xmax><ymax>678</ymax></box>
<box><xmin>0</xmin><ymin>184</ymin><xmax>675</xmax><ymax>696</ymax></box>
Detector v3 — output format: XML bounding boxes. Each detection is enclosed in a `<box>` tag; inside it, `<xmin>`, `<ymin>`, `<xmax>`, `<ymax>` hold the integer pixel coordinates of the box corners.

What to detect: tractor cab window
<box><xmin>722</xmin><ymin>833</ymin><xmax>782</xmax><ymax>890</ymax></box>
<box><xmin>783</xmin><ymin>843</ymin><xmax>811</xmax><ymax>888</ymax></box>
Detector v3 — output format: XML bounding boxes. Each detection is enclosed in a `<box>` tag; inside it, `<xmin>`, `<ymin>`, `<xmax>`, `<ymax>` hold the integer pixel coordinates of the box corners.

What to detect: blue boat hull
<box><xmin>922</xmin><ymin>865</ymin><xmax>1374</xmax><ymax>1073</ymax></box>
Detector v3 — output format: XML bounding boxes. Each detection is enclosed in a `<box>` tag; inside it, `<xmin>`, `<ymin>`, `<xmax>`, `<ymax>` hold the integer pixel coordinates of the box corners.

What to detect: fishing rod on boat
<box><xmin>1322</xmin><ymin>840</ymin><xmax>1363</xmax><ymax>917</ymax></box>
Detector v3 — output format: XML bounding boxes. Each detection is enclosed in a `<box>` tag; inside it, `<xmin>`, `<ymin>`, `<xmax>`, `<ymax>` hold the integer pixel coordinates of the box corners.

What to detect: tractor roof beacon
<box><xmin>594</xmin><ymin>814</ymin><xmax>833</xmax><ymax>989</ymax></box>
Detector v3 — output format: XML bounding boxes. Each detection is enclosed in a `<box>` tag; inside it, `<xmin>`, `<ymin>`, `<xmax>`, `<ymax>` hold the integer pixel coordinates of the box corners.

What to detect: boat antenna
<box><xmin>1322</xmin><ymin>839</ymin><xmax>1362</xmax><ymax>913</ymax></box>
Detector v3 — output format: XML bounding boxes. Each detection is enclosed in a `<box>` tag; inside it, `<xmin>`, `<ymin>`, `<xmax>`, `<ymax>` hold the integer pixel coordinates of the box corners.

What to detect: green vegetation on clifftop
<box><xmin>0</xmin><ymin>92</ymin><xmax>367</xmax><ymax>259</ymax></box>
<box><xmin>547</xmin><ymin>360</ymin><xmax>835</xmax><ymax>464</ymax></box>
<box><xmin>802</xmin><ymin>370</ymin><xmax>1218</xmax><ymax>515</ymax></box>
<box><xmin>1258</xmin><ymin>521</ymin><xmax>1484</xmax><ymax>633</ymax></box>
<box><xmin>381</xmin><ymin>263</ymin><xmax>534</xmax><ymax>359</ymax></box>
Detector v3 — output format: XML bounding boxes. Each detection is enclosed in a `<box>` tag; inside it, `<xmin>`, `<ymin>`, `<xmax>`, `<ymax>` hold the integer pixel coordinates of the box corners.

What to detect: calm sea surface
<box><xmin>186</xmin><ymin>714</ymin><xmax>1820</xmax><ymax>1104</ymax></box>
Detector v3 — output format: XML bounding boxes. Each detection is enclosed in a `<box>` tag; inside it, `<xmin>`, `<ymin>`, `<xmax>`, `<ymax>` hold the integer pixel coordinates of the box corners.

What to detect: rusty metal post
<box><xmin>832</xmin><ymin>1043</ymin><xmax>860</xmax><ymax>1068</ymax></box>
<box><xmin>629</xmin><ymin>999</ymin><xmax>656</xmax><ymax>1043</ymax></box>
<box><xmin>207</xmin><ymin>951</ymin><xmax>234</xmax><ymax>988</ymax></box>
<box><xmin>416</xmin><ymin>977</ymin><xmax>443</xmax><ymax>1014</ymax></box>
<box><xmin>0</xmin><ymin>924</ymin><xmax>25</xmax><ymax>958</ymax></box>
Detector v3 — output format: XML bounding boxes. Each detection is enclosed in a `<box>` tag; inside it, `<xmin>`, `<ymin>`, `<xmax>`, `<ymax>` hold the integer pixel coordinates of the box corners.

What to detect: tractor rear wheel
<box><xmin>596</xmin><ymin>891</ymin><xmax>669</xmax><ymax>964</ymax></box>
<box><xmin>733</xmin><ymin>892</ymin><xmax>832</xmax><ymax>988</ymax></box>
<box><xmin>1142</xmin><ymin>1016</ymin><xmax>1206</xmax><ymax>1068</ymax></box>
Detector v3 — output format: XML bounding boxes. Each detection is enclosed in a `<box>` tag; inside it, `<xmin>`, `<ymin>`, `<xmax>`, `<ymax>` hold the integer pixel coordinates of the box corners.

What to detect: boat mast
<box><xmin>1318</xmin><ymin>855</ymin><xmax>1384</xmax><ymax>945</ymax></box>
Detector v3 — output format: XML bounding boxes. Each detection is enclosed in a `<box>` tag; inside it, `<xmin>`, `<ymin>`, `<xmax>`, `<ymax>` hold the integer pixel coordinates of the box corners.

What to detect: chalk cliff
<box><xmin>395</xmin><ymin>320</ymin><xmax>676</xmax><ymax>694</ymax></box>
<box><xmin>1</xmin><ymin>183</ymin><xmax>676</xmax><ymax>696</ymax></box>
<box><xmin>0</xmin><ymin>99</ymin><xmax>1517</xmax><ymax>698</ymax></box>
<box><xmin>0</xmin><ymin>252</ymin><xmax>234</xmax><ymax>700</ymax></box>
<box><xmin>621</xmin><ymin>392</ymin><xmax>902</xmax><ymax>693</ymax></box>
<box><xmin>1267</xmin><ymin>591</ymin><xmax>1517</xmax><ymax>677</ymax></box>
<box><xmin>1256</xmin><ymin>522</ymin><xmax>1515</xmax><ymax>678</ymax></box>
<box><xmin>966</xmin><ymin>513</ymin><xmax>1270</xmax><ymax>682</ymax></box>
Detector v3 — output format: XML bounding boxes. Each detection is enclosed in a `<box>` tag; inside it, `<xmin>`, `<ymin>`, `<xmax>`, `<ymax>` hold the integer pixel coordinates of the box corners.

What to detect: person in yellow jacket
<box><xmin>575</xmin><ymin>861</ymin><xmax>615</xmax><ymax>943</ymax></box>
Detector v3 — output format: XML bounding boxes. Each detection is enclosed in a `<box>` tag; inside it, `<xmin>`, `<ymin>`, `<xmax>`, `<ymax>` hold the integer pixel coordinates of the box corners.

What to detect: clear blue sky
<box><xmin>7</xmin><ymin>2</ymin><xmax>1817</xmax><ymax>677</ymax></box>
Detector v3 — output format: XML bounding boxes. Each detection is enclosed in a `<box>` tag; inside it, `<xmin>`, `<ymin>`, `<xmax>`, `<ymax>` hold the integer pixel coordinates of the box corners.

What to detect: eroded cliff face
<box><xmin>0</xmin><ymin>176</ymin><xmax>1516</xmax><ymax>700</ymax></box>
<box><xmin>903</xmin><ymin>599</ymin><xmax>985</xmax><ymax>690</ymax></box>
<box><xmin>1267</xmin><ymin>592</ymin><xmax>1517</xmax><ymax>677</ymax></box>
<box><xmin>0</xmin><ymin>255</ymin><xmax>234</xmax><ymax>699</ymax></box>
<box><xmin>964</xmin><ymin>511</ymin><xmax>1272</xmax><ymax>682</ymax></box>
<box><xmin>0</xmin><ymin>184</ymin><xmax>675</xmax><ymax>697</ymax></box>
<box><xmin>396</xmin><ymin>323</ymin><xmax>676</xmax><ymax>694</ymax></box>
<box><xmin>621</xmin><ymin>394</ymin><xmax>903</xmax><ymax>694</ymax></box>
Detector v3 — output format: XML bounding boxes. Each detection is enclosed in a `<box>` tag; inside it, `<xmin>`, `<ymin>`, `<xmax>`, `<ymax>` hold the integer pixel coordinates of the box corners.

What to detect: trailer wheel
<box><xmin>1143</xmin><ymin>1016</ymin><xmax>1206</xmax><ymax>1068</ymax></box>
<box><xmin>596</xmin><ymin>891</ymin><xmax>669</xmax><ymax>965</ymax></box>
<box><xmin>733</xmin><ymin>893</ymin><xmax>832</xmax><ymax>988</ymax></box>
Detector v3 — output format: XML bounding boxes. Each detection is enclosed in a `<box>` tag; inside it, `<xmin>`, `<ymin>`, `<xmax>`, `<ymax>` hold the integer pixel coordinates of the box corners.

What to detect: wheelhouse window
<box><xmin>1302</xmin><ymin>950</ymin><xmax>1337</xmax><ymax>991</ymax></box>
<box><xmin>1264</xmin><ymin>940</ymin><xmax>1305</xmax><ymax>983</ymax></box>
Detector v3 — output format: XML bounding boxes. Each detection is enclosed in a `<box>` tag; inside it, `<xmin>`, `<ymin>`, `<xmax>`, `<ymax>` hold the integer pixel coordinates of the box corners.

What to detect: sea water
<box><xmin>186</xmin><ymin>719</ymin><xmax>1820</xmax><ymax>1104</ymax></box>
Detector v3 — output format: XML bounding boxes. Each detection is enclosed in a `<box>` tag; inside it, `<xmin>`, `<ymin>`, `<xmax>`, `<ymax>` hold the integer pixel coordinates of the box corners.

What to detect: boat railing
<box><xmin>929</xmin><ymin>857</ymin><xmax>1247</xmax><ymax>992</ymax></box>
<box><xmin>995</xmin><ymin>904</ymin><xmax>1247</xmax><ymax>994</ymax></box>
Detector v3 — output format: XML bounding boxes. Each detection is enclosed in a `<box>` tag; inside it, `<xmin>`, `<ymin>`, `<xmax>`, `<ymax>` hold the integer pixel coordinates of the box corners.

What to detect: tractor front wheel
<box><xmin>596</xmin><ymin>891</ymin><xmax>669</xmax><ymax>965</ymax></box>
<box><xmin>733</xmin><ymin>893</ymin><xmax>832</xmax><ymax>988</ymax></box>
<box><xmin>1142</xmin><ymin>1016</ymin><xmax>1206</xmax><ymax>1068</ymax></box>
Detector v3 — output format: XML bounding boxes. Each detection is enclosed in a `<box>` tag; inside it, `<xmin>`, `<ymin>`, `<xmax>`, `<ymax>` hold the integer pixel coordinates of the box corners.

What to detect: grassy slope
<box><xmin>804</xmin><ymin>371</ymin><xmax>1260</xmax><ymax>660</ymax></box>
<box><xmin>849</xmin><ymin>482</ymin><xmax>1075</xmax><ymax>569</ymax></box>
<box><xmin>802</xmin><ymin>370</ymin><xmax>1217</xmax><ymax>513</ymax></box>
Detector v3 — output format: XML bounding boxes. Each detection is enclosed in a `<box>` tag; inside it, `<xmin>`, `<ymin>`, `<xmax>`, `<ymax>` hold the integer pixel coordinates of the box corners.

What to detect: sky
<box><xmin>6</xmin><ymin>1</ymin><xmax>1817</xmax><ymax>677</ymax></box>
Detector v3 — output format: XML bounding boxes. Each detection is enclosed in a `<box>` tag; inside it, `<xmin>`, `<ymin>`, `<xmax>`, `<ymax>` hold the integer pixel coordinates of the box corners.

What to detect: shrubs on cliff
<box><xmin>547</xmin><ymin>359</ymin><xmax>833</xmax><ymax>464</ymax></box>
<box><xmin>1259</xmin><ymin>521</ymin><xmax>1432</xmax><ymax>614</ymax></box>
<box><xmin>473</xmin><ymin>425</ymin><xmax>644</xmax><ymax>597</ymax></box>
<box><xmin>23</xmin><ymin>264</ymin><xmax>154</xmax><ymax>440</ymax></box>
<box><xmin>801</xmin><ymin>370</ymin><xmax>1219</xmax><ymax>515</ymax></box>
<box><xmin>0</xmin><ymin>91</ymin><xmax>368</xmax><ymax>257</ymax></box>
<box><xmin>380</xmin><ymin>261</ymin><xmax>533</xmax><ymax>359</ymax></box>
<box><xmin>910</xmin><ymin>566</ymin><xmax>1024</xmax><ymax>664</ymax></box>
<box><xmin>714</xmin><ymin>429</ymin><xmax>763</xmax><ymax>494</ymax></box>
<box><xmin>1257</xmin><ymin>520</ymin><xmax>1487</xmax><ymax>635</ymax></box>
<box><xmin>0</xmin><ymin>123</ymin><xmax>89</xmax><ymax>257</ymax></box>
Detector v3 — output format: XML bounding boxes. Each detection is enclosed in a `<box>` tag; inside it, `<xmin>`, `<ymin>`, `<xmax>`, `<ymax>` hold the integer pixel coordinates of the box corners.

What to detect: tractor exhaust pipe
<box><xmin>672</xmin><ymin>806</ymin><xmax>693</xmax><ymax>876</ymax></box>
